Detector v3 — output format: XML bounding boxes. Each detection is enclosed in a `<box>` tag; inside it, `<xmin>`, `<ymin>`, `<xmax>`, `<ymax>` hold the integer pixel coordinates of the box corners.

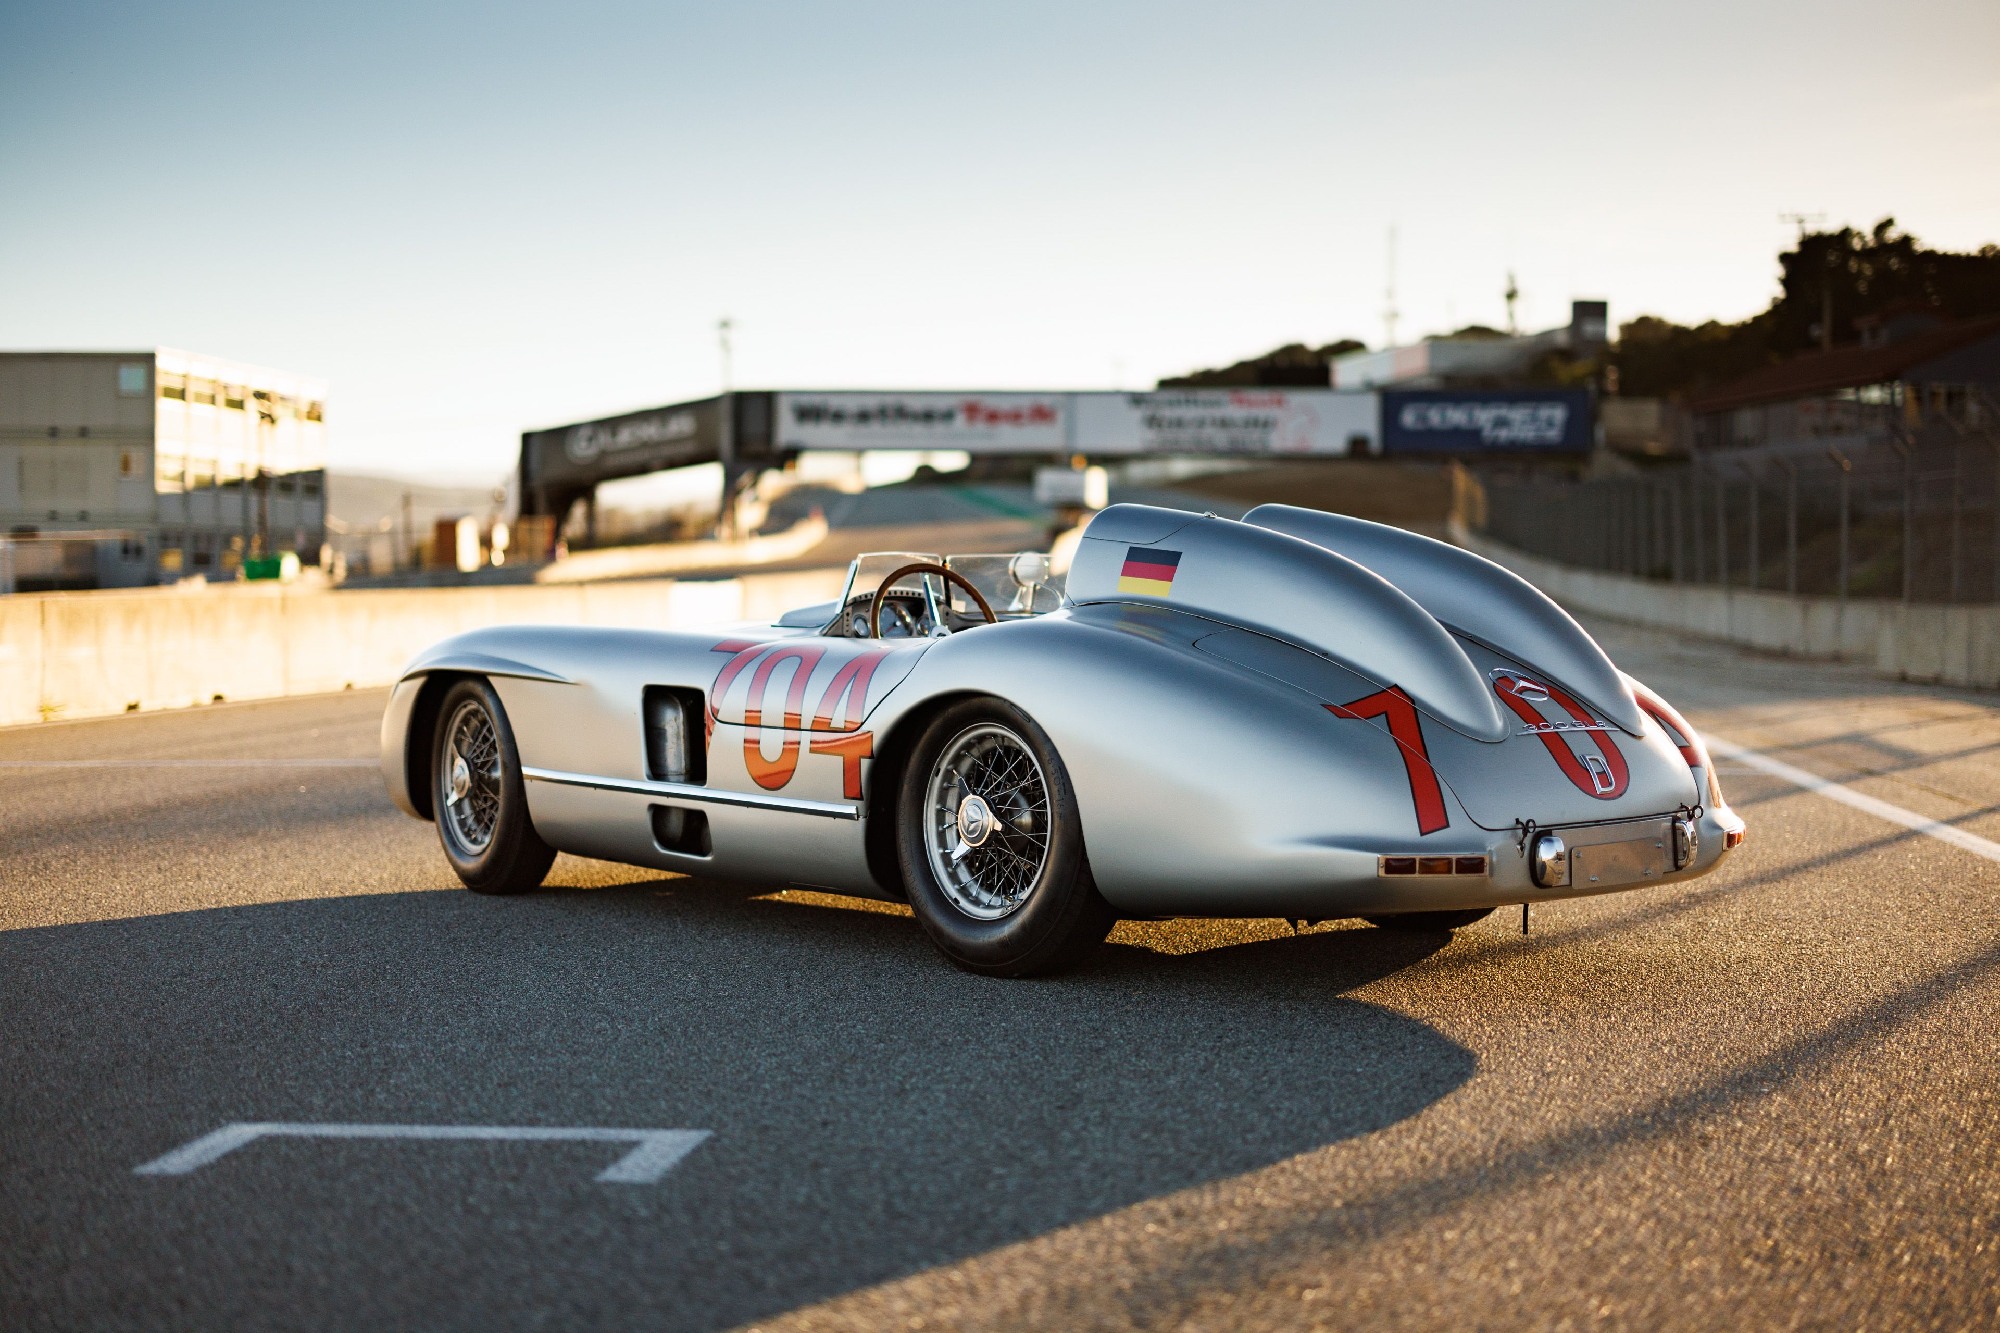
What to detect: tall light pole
<box><xmin>715</xmin><ymin>317</ymin><xmax>737</xmax><ymax>540</ymax></box>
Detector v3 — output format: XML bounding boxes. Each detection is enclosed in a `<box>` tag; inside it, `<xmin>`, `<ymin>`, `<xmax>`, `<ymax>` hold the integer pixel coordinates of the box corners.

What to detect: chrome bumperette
<box><xmin>1672</xmin><ymin>812</ymin><xmax>1700</xmax><ymax>869</ymax></box>
<box><xmin>1530</xmin><ymin>833</ymin><xmax>1570</xmax><ymax>888</ymax></box>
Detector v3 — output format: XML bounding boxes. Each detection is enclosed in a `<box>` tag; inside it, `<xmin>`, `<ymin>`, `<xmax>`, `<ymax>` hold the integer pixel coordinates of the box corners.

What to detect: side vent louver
<box><xmin>642</xmin><ymin>686</ymin><xmax>707</xmax><ymax>785</ymax></box>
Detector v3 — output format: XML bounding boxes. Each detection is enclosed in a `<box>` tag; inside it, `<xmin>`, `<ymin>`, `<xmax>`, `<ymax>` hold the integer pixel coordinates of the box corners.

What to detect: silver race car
<box><xmin>381</xmin><ymin>503</ymin><xmax>1743</xmax><ymax>975</ymax></box>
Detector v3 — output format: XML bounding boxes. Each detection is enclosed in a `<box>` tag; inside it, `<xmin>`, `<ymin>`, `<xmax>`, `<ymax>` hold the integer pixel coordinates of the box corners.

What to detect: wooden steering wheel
<box><xmin>869</xmin><ymin>562</ymin><xmax>997</xmax><ymax>639</ymax></box>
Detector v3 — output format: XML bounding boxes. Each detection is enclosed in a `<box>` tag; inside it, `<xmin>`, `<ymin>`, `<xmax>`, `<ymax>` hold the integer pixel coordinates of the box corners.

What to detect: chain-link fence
<box><xmin>1481</xmin><ymin>401</ymin><xmax>2000</xmax><ymax>605</ymax></box>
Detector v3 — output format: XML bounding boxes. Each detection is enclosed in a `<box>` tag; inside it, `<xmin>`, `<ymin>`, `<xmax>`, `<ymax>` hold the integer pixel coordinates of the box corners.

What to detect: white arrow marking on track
<box><xmin>134</xmin><ymin>1123</ymin><xmax>712</xmax><ymax>1184</ymax></box>
<box><xmin>1707</xmin><ymin>735</ymin><xmax>2000</xmax><ymax>865</ymax></box>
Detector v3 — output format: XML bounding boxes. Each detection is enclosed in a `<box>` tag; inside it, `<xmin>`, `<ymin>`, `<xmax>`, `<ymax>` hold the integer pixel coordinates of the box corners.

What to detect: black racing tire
<box><xmin>1362</xmin><ymin>908</ymin><xmax>1495</xmax><ymax>932</ymax></box>
<box><xmin>896</xmin><ymin>697</ymin><xmax>1115</xmax><ymax>977</ymax></box>
<box><xmin>431</xmin><ymin>678</ymin><xmax>556</xmax><ymax>895</ymax></box>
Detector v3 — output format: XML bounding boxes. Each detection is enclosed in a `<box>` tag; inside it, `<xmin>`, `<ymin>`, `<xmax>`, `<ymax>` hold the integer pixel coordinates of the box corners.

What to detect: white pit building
<box><xmin>0</xmin><ymin>350</ymin><xmax>326</xmax><ymax>590</ymax></box>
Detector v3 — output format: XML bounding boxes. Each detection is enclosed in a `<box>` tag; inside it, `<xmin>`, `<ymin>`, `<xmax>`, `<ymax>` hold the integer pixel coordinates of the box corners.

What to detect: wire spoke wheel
<box><xmin>923</xmin><ymin>722</ymin><xmax>1052</xmax><ymax>921</ymax></box>
<box><xmin>440</xmin><ymin>698</ymin><xmax>503</xmax><ymax>856</ymax></box>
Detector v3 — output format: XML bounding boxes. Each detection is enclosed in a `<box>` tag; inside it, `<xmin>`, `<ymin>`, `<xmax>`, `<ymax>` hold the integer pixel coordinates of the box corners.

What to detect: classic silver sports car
<box><xmin>381</xmin><ymin>503</ymin><xmax>1744</xmax><ymax>975</ymax></box>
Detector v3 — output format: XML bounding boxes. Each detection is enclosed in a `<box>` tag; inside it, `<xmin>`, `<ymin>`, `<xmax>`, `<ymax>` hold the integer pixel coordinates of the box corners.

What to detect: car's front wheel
<box><xmin>896</xmin><ymin>698</ymin><xmax>1115</xmax><ymax>976</ymax></box>
<box><xmin>432</xmin><ymin>677</ymin><xmax>555</xmax><ymax>895</ymax></box>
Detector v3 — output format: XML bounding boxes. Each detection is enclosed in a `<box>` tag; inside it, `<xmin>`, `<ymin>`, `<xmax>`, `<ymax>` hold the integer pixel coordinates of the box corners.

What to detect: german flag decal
<box><xmin>1117</xmin><ymin>547</ymin><xmax>1182</xmax><ymax>596</ymax></box>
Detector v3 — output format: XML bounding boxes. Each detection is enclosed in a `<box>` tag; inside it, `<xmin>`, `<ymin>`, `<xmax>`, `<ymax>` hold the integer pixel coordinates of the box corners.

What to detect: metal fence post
<box><xmin>1892</xmin><ymin>439</ymin><xmax>1913</xmax><ymax>604</ymax></box>
<box><xmin>1830</xmin><ymin>448</ymin><xmax>1852</xmax><ymax>605</ymax></box>
<box><xmin>1782</xmin><ymin>459</ymin><xmax>1798</xmax><ymax>595</ymax></box>
<box><xmin>1991</xmin><ymin>440</ymin><xmax>2000</xmax><ymax>604</ymax></box>
<box><xmin>1745</xmin><ymin>462</ymin><xmax>1760</xmax><ymax>592</ymax></box>
<box><xmin>1631</xmin><ymin>480</ymin><xmax>1644</xmax><ymax>576</ymax></box>
<box><xmin>1950</xmin><ymin>442</ymin><xmax>1964</xmax><ymax>603</ymax></box>
<box><xmin>1715</xmin><ymin>466</ymin><xmax>1729</xmax><ymax>588</ymax></box>
<box><xmin>1653</xmin><ymin>481</ymin><xmax>1666</xmax><ymax>579</ymax></box>
<box><xmin>1689</xmin><ymin>473</ymin><xmax>1705</xmax><ymax>584</ymax></box>
<box><xmin>1670</xmin><ymin>480</ymin><xmax>1684</xmax><ymax>583</ymax></box>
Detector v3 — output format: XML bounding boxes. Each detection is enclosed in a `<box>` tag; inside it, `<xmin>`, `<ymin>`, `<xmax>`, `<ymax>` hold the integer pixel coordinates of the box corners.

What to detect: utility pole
<box><xmin>1382</xmin><ymin>226</ymin><xmax>1399</xmax><ymax>350</ymax></box>
<box><xmin>1504</xmin><ymin>270</ymin><xmax>1519</xmax><ymax>336</ymax></box>
<box><xmin>717</xmin><ymin>317</ymin><xmax>734</xmax><ymax>395</ymax></box>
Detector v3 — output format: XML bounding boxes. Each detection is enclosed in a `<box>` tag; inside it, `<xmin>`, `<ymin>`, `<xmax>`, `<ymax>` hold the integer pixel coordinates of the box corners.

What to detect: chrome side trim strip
<box><xmin>521</xmin><ymin>766</ymin><xmax>861</xmax><ymax>820</ymax></box>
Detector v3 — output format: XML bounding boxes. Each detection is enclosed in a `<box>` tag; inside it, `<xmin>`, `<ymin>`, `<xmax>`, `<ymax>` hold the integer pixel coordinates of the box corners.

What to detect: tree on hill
<box><xmin>1613</xmin><ymin>219</ymin><xmax>2000</xmax><ymax>399</ymax></box>
<box><xmin>1157</xmin><ymin>339</ymin><xmax>1366</xmax><ymax>388</ymax></box>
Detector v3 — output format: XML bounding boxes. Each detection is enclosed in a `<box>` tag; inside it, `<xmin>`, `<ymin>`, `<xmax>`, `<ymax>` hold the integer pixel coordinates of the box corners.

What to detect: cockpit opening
<box><xmin>786</xmin><ymin>550</ymin><xmax>1065</xmax><ymax>639</ymax></box>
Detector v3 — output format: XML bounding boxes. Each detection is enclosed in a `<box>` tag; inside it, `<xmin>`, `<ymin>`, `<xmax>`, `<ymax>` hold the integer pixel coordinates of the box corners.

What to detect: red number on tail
<box><xmin>1326</xmin><ymin>687</ymin><xmax>1450</xmax><ymax>836</ymax></box>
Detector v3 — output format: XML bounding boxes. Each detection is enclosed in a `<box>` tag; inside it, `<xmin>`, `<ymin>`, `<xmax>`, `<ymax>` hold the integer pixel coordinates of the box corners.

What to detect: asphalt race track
<box><xmin>4</xmin><ymin>617</ymin><xmax>1998</xmax><ymax>1331</ymax></box>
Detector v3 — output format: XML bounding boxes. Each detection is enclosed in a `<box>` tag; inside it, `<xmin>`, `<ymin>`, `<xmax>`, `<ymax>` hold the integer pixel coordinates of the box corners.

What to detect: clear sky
<box><xmin>2</xmin><ymin>0</ymin><xmax>1994</xmax><ymax>482</ymax></box>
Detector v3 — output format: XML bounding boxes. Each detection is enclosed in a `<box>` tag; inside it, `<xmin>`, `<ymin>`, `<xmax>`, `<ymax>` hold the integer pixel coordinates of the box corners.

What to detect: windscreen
<box><xmin>840</xmin><ymin>551</ymin><xmax>942</xmax><ymax>606</ymax></box>
<box><xmin>944</xmin><ymin>553</ymin><xmax>1063</xmax><ymax>616</ymax></box>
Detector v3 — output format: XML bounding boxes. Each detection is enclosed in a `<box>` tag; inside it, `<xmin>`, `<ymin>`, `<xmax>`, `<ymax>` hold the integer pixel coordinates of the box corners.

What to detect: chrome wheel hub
<box><xmin>956</xmin><ymin>794</ymin><xmax>995</xmax><ymax>847</ymax></box>
<box><xmin>440</xmin><ymin>699</ymin><xmax>503</xmax><ymax>856</ymax></box>
<box><xmin>923</xmin><ymin>723</ymin><xmax>1051</xmax><ymax>921</ymax></box>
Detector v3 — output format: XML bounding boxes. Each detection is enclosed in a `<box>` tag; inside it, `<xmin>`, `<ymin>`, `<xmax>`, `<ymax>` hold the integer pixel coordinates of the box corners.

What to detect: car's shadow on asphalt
<box><xmin>3</xmin><ymin>874</ymin><xmax>1474</xmax><ymax>1332</ymax></box>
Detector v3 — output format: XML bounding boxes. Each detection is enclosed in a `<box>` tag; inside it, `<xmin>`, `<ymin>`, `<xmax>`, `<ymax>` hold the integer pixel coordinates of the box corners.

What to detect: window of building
<box><xmin>159</xmin><ymin>372</ymin><xmax>186</xmax><ymax>401</ymax></box>
<box><xmin>301</xmin><ymin>474</ymin><xmax>321</xmax><ymax>497</ymax></box>
<box><xmin>188</xmin><ymin>378</ymin><xmax>217</xmax><ymax>406</ymax></box>
<box><xmin>190</xmin><ymin>533</ymin><xmax>214</xmax><ymax>568</ymax></box>
<box><xmin>118</xmin><ymin>363</ymin><xmax>149</xmax><ymax>397</ymax></box>
<box><xmin>190</xmin><ymin>460</ymin><xmax>216</xmax><ymax>489</ymax></box>
<box><xmin>119</xmin><ymin>450</ymin><xmax>137</xmax><ymax>478</ymax></box>
<box><xmin>304</xmin><ymin>400</ymin><xmax>324</xmax><ymax>422</ymax></box>
<box><xmin>223</xmin><ymin>385</ymin><xmax>246</xmax><ymax>410</ymax></box>
<box><xmin>156</xmin><ymin>454</ymin><xmax>185</xmax><ymax>492</ymax></box>
<box><xmin>119</xmin><ymin>537</ymin><xmax>146</xmax><ymax>560</ymax></box>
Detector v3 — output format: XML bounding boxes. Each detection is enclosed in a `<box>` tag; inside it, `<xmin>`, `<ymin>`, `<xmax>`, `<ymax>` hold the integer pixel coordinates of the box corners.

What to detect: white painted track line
<box><xmin>134</xmin><ymin>1122</ymin><xmax>713</xmax><ymax>1184</ymax></box>
<box><xmin>1708</xmin><ymin>735</ymin><xmax>2000</xmax><ymax>865</ymax></box>
<box><xmin>0</xmin><ymin>759</ymin><xmax>376</xmax><ymax>768</ymax></box>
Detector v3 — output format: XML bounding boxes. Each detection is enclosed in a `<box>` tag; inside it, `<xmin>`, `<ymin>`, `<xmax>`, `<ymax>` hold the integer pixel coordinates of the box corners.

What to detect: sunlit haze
<box><xmin>3</xmin><ymin>0</ymin><xmax>1993</xmax><ymax>481</ymax></box>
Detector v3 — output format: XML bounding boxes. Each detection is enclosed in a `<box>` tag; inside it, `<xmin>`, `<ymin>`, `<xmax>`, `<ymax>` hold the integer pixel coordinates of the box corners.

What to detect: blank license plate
<box><xmin>1570</xmin><ymin>831</ymin><xmax>1672</xmax><ymax>886</ymax></box>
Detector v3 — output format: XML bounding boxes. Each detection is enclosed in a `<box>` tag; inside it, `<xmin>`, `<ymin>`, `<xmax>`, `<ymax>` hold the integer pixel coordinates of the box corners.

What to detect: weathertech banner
<box><xmin>1072</xmin><ymin>390</ymin><xmax>1374</xmax><ymax>456</ymax></box>
<box><xmin>777</xmin><ymin>393</ymin><xmax>1069</xmax><ymax>452</ymax></box>
<box><xmin>776</xmin><ymin>389</ymin><xmax>1379</xmax><ymax>455</ymax></box>
<box><xmin>1381</xmin><ymin>389</ymin><xmax>1594</xmax><ymax>454</ymax></box>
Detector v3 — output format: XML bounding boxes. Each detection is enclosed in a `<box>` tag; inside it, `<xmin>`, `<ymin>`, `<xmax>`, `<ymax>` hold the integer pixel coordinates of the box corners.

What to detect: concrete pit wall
<box><xmin>1461</xmin><ymin>527</ymin><xmax>2000</xmax><ymax>691</ymax></box>
<box><xmin>1</xmin><ymin>569</ymin><xmax>846</xmax><ymax>727</ymax></box>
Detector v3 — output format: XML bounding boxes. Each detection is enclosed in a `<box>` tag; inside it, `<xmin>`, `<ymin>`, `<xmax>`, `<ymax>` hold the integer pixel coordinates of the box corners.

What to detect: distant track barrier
<box><xmin>1460</xmin><ymin>524</ymin><xmax>2000</xmax><ymax>691</ymax></box>
<box><xmin>0</xmin><ymin>568</ymin><xmax>846</xmax><ymax>727</ymax></box>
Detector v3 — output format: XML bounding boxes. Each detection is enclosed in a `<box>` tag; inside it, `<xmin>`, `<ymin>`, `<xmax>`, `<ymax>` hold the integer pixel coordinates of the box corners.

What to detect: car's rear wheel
<box><xmin>432</xmin><ymin>678</ymin><xmax>555</xmax><ymax>895</ymax></box>
<box><xmin>1362</xmin><ymin>908</ymin><xmax>1494</xmax><ymax>932</ymax></box>
<box><xmin>896</xmin><ymin>698</ymin><xmax>1115</xmax><ymax>976</ymax></box>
